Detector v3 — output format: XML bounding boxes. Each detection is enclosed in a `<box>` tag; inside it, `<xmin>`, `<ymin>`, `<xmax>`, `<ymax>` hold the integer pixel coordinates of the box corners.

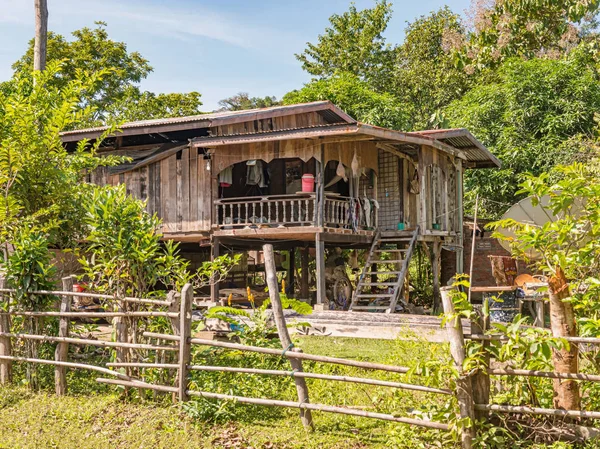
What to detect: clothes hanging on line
<box><xmin>246</xmin><ymin>160</ymin><xmax>267</xmax><ymax>188</ymax></box>
<box><xmin>219</xmin><ymin>165</ymin><xmax>233</xmax><ymax>187</ymax></box>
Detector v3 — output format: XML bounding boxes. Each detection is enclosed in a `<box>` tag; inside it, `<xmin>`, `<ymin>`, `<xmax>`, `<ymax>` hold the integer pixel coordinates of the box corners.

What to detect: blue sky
<box><xmin>0</xmin><ymin>0</ymin><xmax>470</xmax><ymax>111</ymax></box>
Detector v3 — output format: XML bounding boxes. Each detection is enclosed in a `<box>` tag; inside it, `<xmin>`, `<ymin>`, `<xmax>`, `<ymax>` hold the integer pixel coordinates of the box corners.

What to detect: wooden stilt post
<box><xmin>432</xmin><ymin>240</ymin><xmax>442</xmax><ymax>314</ymax></box>
<box><xmin>178</xmin><ymin>283</ymin><xmax>193</xmax><ymax>402</ymax></box>
<box><xmin>441</xmin><ymin>286</ymin><xmax>475</xmax><ymax>449</ymax></box>
<box><xmin>55</xmin><ymin>276</ymin><xmax>73</xmax><ymax>395</ymax></box>
<box><xmin>263</xmin><ymin>244</ymin><xmax>314</xmax><ymax>430</ymax></box>
<box><xmin>300</xmin><ymin>246</ymin><xmax>309</xmax><ymax>301</ymax></box>
<box><xmin>288</xmin><ymin>247</ymin><xmax>296</xmax><ymax>298</ymax></box>
<box><xmin>315</xmin><ymin>234</ymin><xmax>326</xmax><ymax>306</ymax></box>
<box><xmin>211</xmin><ymin>237</ymin><xmax>221</xmax><ymax>304</ymax></box>
<box><xmin>0</xmin><ymin>277</ymin><xmax>12</xmax><ymax>384</ymax></box>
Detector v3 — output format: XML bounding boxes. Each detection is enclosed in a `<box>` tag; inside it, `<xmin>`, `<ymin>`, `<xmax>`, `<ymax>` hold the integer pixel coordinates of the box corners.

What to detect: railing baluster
<box><xmin>260</xmin><ymin>201</ymin><xmax>264</xmax><ymax>225</ymax></box>
<box><xmin>275</xmin><ymin>200</ymin><xmax>280</xmax><ymax>225</ymax></box>
<box><xmin>267</xmin><ymin>201</ymin><xmax>272</xmax><ymax>224</ymax></box>
<box><xmin>283</xmin><ymin>201</ymin><xmax>287</xmax><ymax>224</ymax></box>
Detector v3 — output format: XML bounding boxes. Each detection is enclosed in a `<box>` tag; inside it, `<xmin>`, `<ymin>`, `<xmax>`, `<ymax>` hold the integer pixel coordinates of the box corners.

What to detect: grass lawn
<box><xmin>0</xmin><ymin>336</ymin><xmax>593</xmax><ymax>448</ymax></box>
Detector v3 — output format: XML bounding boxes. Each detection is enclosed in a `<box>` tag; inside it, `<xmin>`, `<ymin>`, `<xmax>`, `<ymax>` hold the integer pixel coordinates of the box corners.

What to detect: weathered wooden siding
<box><xmin>96</xmin><ymin>148</ymin><xmax>212</xmax><ymax>235</ymax></box>
<box><xmin>212</xmin><ymin>140</ymin><xmax>379</xmax><ymax>176</ymax></box>
<box><xmin>418</xmin><ymin>145</ymin><xmax>458</xmax><ymax>233</ymax></box>
<box><xmin>209</xmin><ymin>111</ymin><xmax>329</xmax><ymax>137</ymax></box>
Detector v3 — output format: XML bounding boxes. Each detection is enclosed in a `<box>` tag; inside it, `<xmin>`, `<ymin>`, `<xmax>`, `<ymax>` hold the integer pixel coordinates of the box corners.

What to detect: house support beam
<box><xmin>210</xmin><ymin>237</ymin><xmax>220</xmax><ymax>303</ymax></box>
<box><xmin>287</xmin><ymin>247</ymin><xmax>296</xmax><ymax>298</ymax></box>
<box><xmin>315</xmin><ymin>234</ymin><xmax>326</xmax><ymax>306</ymax></box>
<box><xmin>300</xmin><ymin>246</ymin><xmax>309</xmax><ymax>301</ymax></box>
<box><xmin>432</xmin><ymin>240</ymin><xmax>442</xmax><ymax>314</ymax></box>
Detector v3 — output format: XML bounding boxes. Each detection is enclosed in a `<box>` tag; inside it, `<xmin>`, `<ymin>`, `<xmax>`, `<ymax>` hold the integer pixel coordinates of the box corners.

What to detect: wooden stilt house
<box><xmin>61</xmin><ymin>101</ymin><xmax>500</xmax><ymax>311</ymax></box>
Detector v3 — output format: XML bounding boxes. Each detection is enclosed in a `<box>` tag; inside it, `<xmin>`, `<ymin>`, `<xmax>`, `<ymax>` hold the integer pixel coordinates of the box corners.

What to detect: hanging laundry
<box><xmin>219</xmin><ymin>165</ymin><xmax>233</xmax><ymax>187</ymax></box>
<box><xmin>246</xmin><ymin>160</ymin><xmax>267</xmax><ymax>187</ymax></box>
<box><xmin>363</xmin><ymin>196</ymin><xmax>372</xmax><ymax>228</ymax></box>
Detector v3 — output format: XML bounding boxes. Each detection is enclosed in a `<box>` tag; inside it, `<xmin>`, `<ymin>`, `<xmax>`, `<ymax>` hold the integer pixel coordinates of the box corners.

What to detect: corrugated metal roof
<box><xmin>60</xmin><ymin>101</ymin><xmax>354</xmax><ymax>138</ymax></box>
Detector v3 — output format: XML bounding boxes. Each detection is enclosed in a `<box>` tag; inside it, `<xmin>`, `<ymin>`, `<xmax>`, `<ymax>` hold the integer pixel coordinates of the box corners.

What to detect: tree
<box><xmin>489</xmin><ymin>161</ymin><xmax>600</xmax><ymax>410</ymax></box>
<box><xmin>295</xmin><ymin>0</ymin><xmax>396</xmax><ymax>89</ymax></box>
<box><xmin>33</xmin><ymin>0</ymin><xmax>48</xmax><ymax>72</ymax></box>
<box><xmin>107</xmin><ymin>88</ymin><xmax>202</xmax><ymax>121</ymax></box>
<box><xmin>283</xmin><ymin>72</ymin><xmax>408</xmax><ymax>130</ymax></box>
<box><xmin>218</xmin><ymin>92</ymin><xmax>279</xmax><ymax>111</ymax></box>
<box><xmin>10</xmin><ymin>22</ymin><xmax>201</xmax><ymax>124</ymax></box>
<box><xmin>0</xmin><ymin>61</ymin><xmax>118</xmax><ymax>252</ymax></box>
<box><xmin>445</xmin><ymin>52</ymin><xmax>600</xmax><ymax>217</ymax></box>
<box><xmin>454</xmin><ymin>0</ymin><xmax>600</xmax><ymax>71</ymax></box>
<box><xmin>392</xmin><ymin>7</ymin><xmax>471</xmax><ymax>130</ymax></box>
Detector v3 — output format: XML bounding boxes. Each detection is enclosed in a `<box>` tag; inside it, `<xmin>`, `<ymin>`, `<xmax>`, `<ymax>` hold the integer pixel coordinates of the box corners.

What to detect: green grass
<box><xmin>0</xmin><ymin>336</ymin><xmax>596</xmax><ymax>448</ymax></box>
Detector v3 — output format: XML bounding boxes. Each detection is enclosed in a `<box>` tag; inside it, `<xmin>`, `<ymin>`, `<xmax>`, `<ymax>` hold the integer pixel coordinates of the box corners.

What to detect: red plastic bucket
<box><xmin>301</xmin><ymin>174</ymin><xmax>315</xmax><ymax>192</ymax></box>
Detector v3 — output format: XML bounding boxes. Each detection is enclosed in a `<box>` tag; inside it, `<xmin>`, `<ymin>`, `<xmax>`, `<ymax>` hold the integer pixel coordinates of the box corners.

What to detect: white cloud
<box><xmin>0</xmin><ymin>0</ymin><xmax>291</xmax><ymax>51</ymax></box>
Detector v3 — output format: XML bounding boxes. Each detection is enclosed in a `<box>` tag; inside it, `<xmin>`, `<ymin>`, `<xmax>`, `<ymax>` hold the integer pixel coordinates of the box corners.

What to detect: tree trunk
<box><xmin>34</xmin><ymin>0</ymin><xmax>48</xmax><ymax>72</ymax></box>
<box><xmin>548</xmin><ymin>267</ymin><xmax>580</xmax><ymax>410</ymax></box>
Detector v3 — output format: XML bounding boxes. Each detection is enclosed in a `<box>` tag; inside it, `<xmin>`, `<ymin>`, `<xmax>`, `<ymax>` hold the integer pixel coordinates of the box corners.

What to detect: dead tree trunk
<box><xmin>34</xmin><ymin>0</ymin><xmax>48</xmax><ymax>72</ymax></box>
<box><xmin>548</xmin><ymin>267</ymin><xmax>580</xmax><ymax>410</ymax></box>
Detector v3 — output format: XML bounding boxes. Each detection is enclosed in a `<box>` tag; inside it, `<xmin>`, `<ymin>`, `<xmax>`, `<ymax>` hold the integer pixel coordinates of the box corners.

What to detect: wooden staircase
<box><xmin>349</xmin><ymin>227</ymin><xmax>419</xmax><ymax>313</ymax></box>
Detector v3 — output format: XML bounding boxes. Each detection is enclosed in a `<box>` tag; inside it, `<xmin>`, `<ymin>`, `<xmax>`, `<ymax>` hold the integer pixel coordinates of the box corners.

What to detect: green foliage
<box><xmin>295</xmin><ymin>0</ymin><xmax>396</xmax><ymax>88</ymax></box>
<box><xmin>491</xmin><ymin>162</ymin><xmax>600</xmax><ymax>337</ymax></box>
<box><xmin>106</xmin><ymin>88</ymin><xmax>203</xmax><ymax>122</ymax></box>
<box><xmin>218</xmin><ymin>92</ymin><xmax>279</xmax><ymax>111</ymax></box>
<box><xmin>6</xmin><ymin>22</ymin><xmax>202</xmax><ymax>124</ymax></box>
<box><xmin>79</xmin><ymin>185</ymin><xmax>167</xmax><ymax>296</ymax></box>
<box><xmin>446</xmin><ymin>55</ymin><xmax>600</xmax><ymax>216</ymax></box>
<box><xmin>456</xmin><ymin>0</ymin><xmax>600</xmax><ymax>71</ymax></box>
<box><xmin>4</xmin><ymin>227</ymin><xmax>55</xmax><ymax>310</ymax></box>
<box><xmin>392</xmin><ymin>7</ymin><xmax>471</xmax><ymax>129</ymax></box>
<box><xmin>283</xmin><ymin>72</ymin><xmax>408</xmax><ymax>130</ymax></box>
<box><xmin>0</xmin><ymin>60</ymin><xmax>118</xmax><ymax>250</ymax></box>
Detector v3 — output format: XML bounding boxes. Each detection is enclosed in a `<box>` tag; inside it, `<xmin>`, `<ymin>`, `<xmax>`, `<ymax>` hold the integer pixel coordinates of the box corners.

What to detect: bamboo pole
<box><xmin>177</xmin><ymin>284</ymin><xmax>193</xmax><ymax>402</ymax></box>
<box><xmin>187</xmin><ymin>365</ymin><xmax>452</xmax><ymax>395</ymax></box>
<box><xmin>55</xmin><ymin>277</ymin><xmax>72</xmax><ymax>395</ymax></box>
<box><xmin>107</xmin><ymin>363</ymin><xmax>178</xmax><ymax>369</ymax></box>
<box><xmin>0</xmin><ymin>333</ymin><xmax>178</xmax><ymax>351</ymax></box>
<box><xmin>185</xmin><ymin>389</ymin><xmax>450</xmax><ymax>431</ymax></box>
<box><xmin>0</xmin><ymin>355</ymin><xmax>133</xmax><ymax>381</ymax></box>
<box><xmin>97</xmin><ymin>378</ymin><xmax>178</xmax><ymax>394</ymax></box>
<box><xmin>475</xmin><ymin>404</ymin><xmax>600</xmax><ymax>420</ymax></box>
<box><xmin>467</xmin><ymin>194</ymin><xmax>479</xmax><ymax>303</ymax></box>
<box><xmin>184</xmin><ymin>336</ymin><xmax>411</xmax><ymax>374</ymax></box>
<box><xmin>441</xmin><ymin>286</ymin><xmax>475</xmax><ymax>449</ymax></box>
<box><xmin>488</xmin><ymin>368</ymin><xmax>600</xmax><ymax>383</ymax></box>
<box><xmin>470</xmin><ymin>305</ymin><xmax>490</xmax><ymax>420</ymax></box>
<box><xmin>264</xmin><ymin>243</ymin><xmax>313</xmax><ymax>430</ymax></box>
<box><xmin>468</xmin><ymin>334</ymin><xmax>600</xmax><ymax>345</ymax></box>
<box><xmin>0</xmin><ymin>289</ymin><xmax>171</xmax><ymax>306</ymax></box>
<box><xmin>0</xmin><ymin>277</ymin><xmax>12</xmax><ymax>384</ymax></box>
<box><xmin>0</xmin><ymin>311</ymin><xmax>178</xmax><ymax>318</ymax></box>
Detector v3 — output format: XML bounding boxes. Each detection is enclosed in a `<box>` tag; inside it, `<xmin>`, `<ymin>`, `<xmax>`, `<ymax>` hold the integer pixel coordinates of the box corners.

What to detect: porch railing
<box><xmin>214</xmin><ymin>194</ymin><xmax>376</xmax><ymax>231</ymax></box>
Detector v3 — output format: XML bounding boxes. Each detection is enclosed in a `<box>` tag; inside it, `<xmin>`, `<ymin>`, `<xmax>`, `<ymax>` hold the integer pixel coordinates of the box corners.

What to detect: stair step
<box><xmin>350</xmin><ymin>306</ymin><xmax>390</xmax><ymax>310</ymax></box>
<box><xmin>365</xmin><ymin>271</ymin><xmax>401</xmax><ymax>275</ymax></box>
<box><xmin>359</xmin><ymin>282</ymin><xmax>398</xmax><ymax>287</ymax></box>
<box><xmin>367</xmin><ymin>259</ymin><xmax>404</xmax><ymax>264</ymax></box>
<box><xmin>379</xmin><ymin>237</ymin><xmax>412</xmax><ymax>242</ymax></box>
<box><xmin>356</xmin><ymin>294</ymin><xmax>394</xmax><ymax>298</ymax></box>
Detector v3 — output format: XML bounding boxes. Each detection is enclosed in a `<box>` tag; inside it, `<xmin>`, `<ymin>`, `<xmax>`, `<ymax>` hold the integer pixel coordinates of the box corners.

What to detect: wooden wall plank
<box><xmin>189</xmin><ymin>148</ymin><xmax>198</xmax><ymax>229</ymax></box>
<box><xmin>181</xmin><ymin>148</ymin><xmax>190</xmax><ymax>231</ymax></box>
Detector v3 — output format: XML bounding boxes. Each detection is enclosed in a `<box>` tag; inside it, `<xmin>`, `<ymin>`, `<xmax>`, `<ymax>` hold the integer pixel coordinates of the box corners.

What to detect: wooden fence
<box><xmin>1</xmin><ymin>255</ymin><xmax>600</xmax><ymax>448</ymax></box>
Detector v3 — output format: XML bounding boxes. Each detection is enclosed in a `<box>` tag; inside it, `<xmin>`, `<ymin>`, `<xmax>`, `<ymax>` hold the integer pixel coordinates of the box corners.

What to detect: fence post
<box><xmin>470</xmin><ymin>299</ymin><xmax>490</xmax><ymax>421</ymax></box>
<box><xmin>0</xmin><ymin>277</ymin><xmax>12</xmax><ymax>384</ymax></box>
<box><xmin>55</xmin><ymin>276</ymin><xmax>73</xmax><ymax>395</ymax></box>
<box><xmin>263</xmin><ymin>243</ymin><xmax>314</xmax><ymax>431</ymax></box>
<box><xmin>177</xmin><ymin>283</ymin><xmax>193</xmax><ymax>402</ymax></box>
<box><xmin>441</xmin><ymin>286</ymin><xmax>475</xmax><ymax>449</ymax></box>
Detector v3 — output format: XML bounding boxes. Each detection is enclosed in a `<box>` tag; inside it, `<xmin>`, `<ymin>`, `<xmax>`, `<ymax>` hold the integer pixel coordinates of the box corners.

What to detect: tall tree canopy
<box><xmin>295</xmin><ymin>0</ymin><xmax>396</xmax><ymax>89</ymax></box>
<box><xmin>446</xmin><ymin>50</ymin><xmax>600</xmax><ymax>216</ymax></box>
<box><xmin>283</xmin><ymin>71</ymin><xmax>408</xmax><ymax>130</ymax></box>
<box><xmin>218</xmin><ymin>92</ymin><xmax>280</xmax><ymax>111</ymax></box>
<box><xmin>392</xmin><ymin>7</ymin><xmax>470</xmax><ymax>129</ymax></box>
<box><xmin>8</xmin><ymin>22</ymin><xmax>202</xmax><ymax>124</ymax></box>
